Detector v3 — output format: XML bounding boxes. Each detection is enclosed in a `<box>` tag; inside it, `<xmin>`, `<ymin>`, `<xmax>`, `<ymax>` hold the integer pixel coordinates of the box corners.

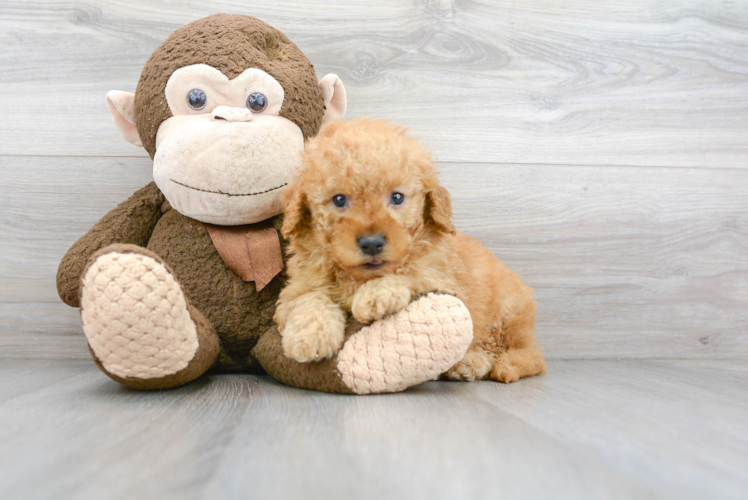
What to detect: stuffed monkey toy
<box><xmin>57</xmin><ymin>14</ymin><xmax>473</xmax><ymax>394</ymax></box>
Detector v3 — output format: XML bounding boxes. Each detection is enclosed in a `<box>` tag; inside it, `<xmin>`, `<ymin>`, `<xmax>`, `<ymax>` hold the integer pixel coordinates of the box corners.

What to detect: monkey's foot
<box><xmin>80</xmin><ymin>245</ymin><xmax>219</xmax><ymax>389</ymax></box>
<box><xmin>253</xmin><ymin>293</ymin><xmax>473</xmax><ymax>395</ymax></box>
<box><xmin>336</xmin><ymin>293</ymin><xmax>473</xmax><ymax>394</ymax></box>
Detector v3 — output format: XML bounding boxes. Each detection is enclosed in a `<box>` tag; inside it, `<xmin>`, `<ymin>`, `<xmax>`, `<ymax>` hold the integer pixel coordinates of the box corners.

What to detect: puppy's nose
<box><xmin>357</xmin><ymin>234</ymin><xmax>386</xmax><ymax>256</ymax></box>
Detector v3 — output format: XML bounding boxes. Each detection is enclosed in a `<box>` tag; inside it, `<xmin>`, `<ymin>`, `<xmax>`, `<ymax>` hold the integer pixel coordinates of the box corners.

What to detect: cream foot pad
<box><xmin>337</xmin><ymin>293</ymin><xmax>473</xmax><ymax>394</ymax></box>
<box><xmin>80</xmin><ymin>251</ymin><xmax>199</xmax><ymax>380</ymax></box>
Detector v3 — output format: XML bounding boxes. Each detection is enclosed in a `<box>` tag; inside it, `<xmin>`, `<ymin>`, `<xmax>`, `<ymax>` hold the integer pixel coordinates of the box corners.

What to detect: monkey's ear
<box><xmin>319</xmin><ymin>74</ymin><xmax>347</xmax><ymax>128</ymax></box>
<box><xmin>425</xmin><ymin>186</ymin><xmax>456</xmax><ymax>234</ymax></box>
<box><xmin>281</xmin><ymin>182</ymin><xmax>310</xmax><ymax>239</ymax></box>
<box><xmin>106</xmin><ymin>91</ymin><xmax>143</xmax><ymax>147</ymax></box>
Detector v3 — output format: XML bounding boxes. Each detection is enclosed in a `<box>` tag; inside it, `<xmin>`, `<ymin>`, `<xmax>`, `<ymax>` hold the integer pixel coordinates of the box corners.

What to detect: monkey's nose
<box><xmin>212</xmin><ymin>105</ymin><xmax>253</xmax><ymax>122</ymax></box>
<box><xmin>357</xmin><ymin>234</ymin><xmax>386</xmax><ymax>256</ymax></box>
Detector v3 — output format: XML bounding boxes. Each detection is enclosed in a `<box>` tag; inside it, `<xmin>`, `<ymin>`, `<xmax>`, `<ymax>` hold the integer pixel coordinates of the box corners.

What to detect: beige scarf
<box><xmin>205</xmin><ymin>220</ymin><xmax>284</xmax><ymax>291</ymax></box>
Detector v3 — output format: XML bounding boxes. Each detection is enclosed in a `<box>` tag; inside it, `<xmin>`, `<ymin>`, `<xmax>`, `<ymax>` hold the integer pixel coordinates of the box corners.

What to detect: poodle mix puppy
<box><xmin>275</xmin><ymin>119</ymin><xmax>547</xmax><ymax>383</ymax></box>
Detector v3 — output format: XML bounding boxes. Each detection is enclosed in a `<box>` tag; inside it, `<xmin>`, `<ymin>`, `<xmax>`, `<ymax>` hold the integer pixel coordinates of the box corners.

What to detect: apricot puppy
<box><xmin>275</xmin><ymin>119</ymin><xmax>547</xmax><ymax>383</ymax></box>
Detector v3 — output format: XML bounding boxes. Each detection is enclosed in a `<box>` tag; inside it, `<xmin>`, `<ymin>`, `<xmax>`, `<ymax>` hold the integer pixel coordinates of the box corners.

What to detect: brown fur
<box><xmin>57</xmin><ymin>182</ymin><xmax>287</xmax><ymax>374</ymax></box>
<box><xmin>276</xmin><ymin>119</ymin><xmax>547</xmax><ymax>382</ymax></box>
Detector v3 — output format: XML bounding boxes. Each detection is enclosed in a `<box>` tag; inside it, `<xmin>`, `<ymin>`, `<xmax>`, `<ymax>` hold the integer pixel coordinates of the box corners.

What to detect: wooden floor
<box><xmin>0</xmin><ymin>358</ymin><xmax>745</xmax><ymax>500</ymax></box>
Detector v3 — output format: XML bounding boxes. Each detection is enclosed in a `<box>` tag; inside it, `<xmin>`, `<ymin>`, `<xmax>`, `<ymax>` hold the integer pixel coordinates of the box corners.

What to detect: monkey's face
<box><xmin>106</xmin><ymin>15</ymin><xmax>346</xmax><ymax>227</ymax></box>
<box><xmin>153</xmin><ymin>64</ymin><xmax>303</xmax><ymax>225</ymax></box>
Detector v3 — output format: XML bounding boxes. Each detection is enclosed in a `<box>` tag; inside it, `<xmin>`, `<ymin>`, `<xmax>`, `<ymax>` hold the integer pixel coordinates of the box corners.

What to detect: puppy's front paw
<box><xmin>282</xmin><ymin>322</ymin><xmax>344</xmax><ymax>363</ymax></box>
<box><xmin>281</xmin><ymin>293</ymin><xmax>346</xmax><ymax>363</ymax></box>
<box><xmin>444</xmin><ymin>350</ymin><xmax>497</xmax><ymax>382</ymax></box>
<box><xmin>351</xmin><ymin>280</ymin><xmax>411</xmax><ymax>323</ymax></box>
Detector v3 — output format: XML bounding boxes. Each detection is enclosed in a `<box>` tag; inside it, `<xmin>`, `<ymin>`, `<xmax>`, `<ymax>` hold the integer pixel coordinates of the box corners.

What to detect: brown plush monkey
<box><xmin>57</xmin><ymin>14</ymin><xmax>473</xmax><ymax>394</ymax></box>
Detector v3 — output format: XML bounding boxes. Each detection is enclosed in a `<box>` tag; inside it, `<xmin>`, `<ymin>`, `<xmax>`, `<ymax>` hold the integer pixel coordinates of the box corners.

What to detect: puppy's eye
<box><xmin>390</xmin><ymin>192</ymin><xmax>405</xmax><ymax>205</ymax></box>
<box><xmin>332</xmin><ymin>194</ymin><xmax>348</xmax><ymax>208</ymax></box>
<box><xmin>187</xmin><ymin>89</ymin><xmax>207</xmax><ymax>110</ymax></box>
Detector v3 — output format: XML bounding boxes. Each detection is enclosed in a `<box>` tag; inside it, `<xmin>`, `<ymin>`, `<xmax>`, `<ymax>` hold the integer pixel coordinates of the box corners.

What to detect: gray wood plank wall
<box><xmin>1</xmin><ymin>0</ymin><xmax>747</xmax><ymax>360</ymax></box>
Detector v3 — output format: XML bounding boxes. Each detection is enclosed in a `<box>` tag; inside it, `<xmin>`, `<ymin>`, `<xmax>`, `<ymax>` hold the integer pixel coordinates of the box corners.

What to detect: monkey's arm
<box><xmin>57</xmin><ymin>182</ymin><xmax>166</xmax><ymax>307</ymax></box>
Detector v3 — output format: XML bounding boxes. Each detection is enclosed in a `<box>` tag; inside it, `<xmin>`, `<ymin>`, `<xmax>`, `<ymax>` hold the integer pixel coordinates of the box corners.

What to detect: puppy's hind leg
<box><xmin>444</xmin><ymin>348</ymin><xmax>497</xmax><ymax>381</ymax></box>
<box><xmin>490</xmin><ymin>301</ymin><xmax>547</xmax><ymax>383</ymax></box>
<box><xmin>491</xmin><ymin>347</ymin><xmax>547</xmax><ymax>383</ymax></box>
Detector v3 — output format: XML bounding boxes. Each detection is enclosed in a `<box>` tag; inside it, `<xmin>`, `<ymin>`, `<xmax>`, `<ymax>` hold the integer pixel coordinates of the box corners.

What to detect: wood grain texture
<box><xmin>0</xmin><ymin>303</ymin><xmax>88</xmax><ymax>359</ymax></box>
<box><xmin>0</xmin><ymin>0</ymin><xmax>747</xmax><ymax>166</ymax></box>
<box><xmin>442</xmin><ymin>162</ymin><xmax>748</xmax><ymax>359</ymax></box>
<box><xmin>1</xmin><ymin>1</ymin><xmax>747</xmax><ymax>360</ymax></box>
<box><xmin>201</xmin><ymin>377</ymin><xmax>661</xmax><ymax>500</ymax></box>
<box><xmin>0</xmin><ymin>358</ymin><xmax>90</xmax><ymax>403</ymax></box>
<box><xmin>0</xmin><ymin>359</ymin><xmax>746</xmax><ymax>500</ymax></box>
<box><xmin>2</xmin><ymin>155</ymin><xmax>746</xmax><ymax>359</ymax></box>
<box><xmin>466</xmin><ymin>359</ymin><xmax>748</xmax><ymax>500</ymax></box>
<box><xmin>0</xmin><ymin>363</ymin><xmax>256</xmax><ymax>500</ymax></box>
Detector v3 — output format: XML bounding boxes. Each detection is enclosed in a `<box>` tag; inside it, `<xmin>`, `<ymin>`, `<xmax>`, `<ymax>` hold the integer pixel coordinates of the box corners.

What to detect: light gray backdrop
<box><xmin>1</xmin><ymin>0</ymin><xmax>747</xmax><ymax>360</ymax></box>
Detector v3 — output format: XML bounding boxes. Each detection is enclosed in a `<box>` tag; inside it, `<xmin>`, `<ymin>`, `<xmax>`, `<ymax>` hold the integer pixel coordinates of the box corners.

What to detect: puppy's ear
<box><xmin>425</xmin><ymin>185</ymin><xmax>455</xmax><ymax>234</ymax></box>
<box><xmin>281</xmin><ymin>182</ymin><xmax>310</xmax><ymax>239</ymax></box>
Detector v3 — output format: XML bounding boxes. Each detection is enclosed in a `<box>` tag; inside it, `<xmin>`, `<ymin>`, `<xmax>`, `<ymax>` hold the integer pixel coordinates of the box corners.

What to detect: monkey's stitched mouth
<box><xmin>170</xmin><ymin>179</ymin><xmax>287</xmax><ymax>197</ymax></box>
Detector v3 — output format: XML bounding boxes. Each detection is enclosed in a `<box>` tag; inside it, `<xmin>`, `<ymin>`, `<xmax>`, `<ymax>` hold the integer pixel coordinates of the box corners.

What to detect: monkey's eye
<box><xmin>187</xmin><ymin>89</ymin><xmax>207</xmax><ymax>110</ymax></box>
<box><xmin>332</xmin><ymin>194</ymin><xmax>348</xmax><ymax>208</ymax></box>
<box><xmin>247</xmin><ymin>92</ymin><xmax>268</xmax><ymax>113</ymax></box>
<box><xmin>390</xmin><ymin>192</ymin><xmax>405</xmax><ymax>205</ymax></box>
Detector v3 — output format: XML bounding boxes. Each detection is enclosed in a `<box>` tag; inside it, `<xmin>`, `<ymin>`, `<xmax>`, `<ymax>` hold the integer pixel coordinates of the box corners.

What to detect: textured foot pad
<box><xmin>80</xmin><ymin>252</ymin><xmax>199</xmax><ymax>380</ymax></box>
<box><xmin>336</xmin><ymin>293</ymin><xmax>473</xmax><ymax>394</ymax></box>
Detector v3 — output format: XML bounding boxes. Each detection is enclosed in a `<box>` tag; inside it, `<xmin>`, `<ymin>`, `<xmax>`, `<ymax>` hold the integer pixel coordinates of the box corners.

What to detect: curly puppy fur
<box><xmin>275</xmin><ymin>119</ymin><xmax>547</xmax><ymax>383</ymax></box>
